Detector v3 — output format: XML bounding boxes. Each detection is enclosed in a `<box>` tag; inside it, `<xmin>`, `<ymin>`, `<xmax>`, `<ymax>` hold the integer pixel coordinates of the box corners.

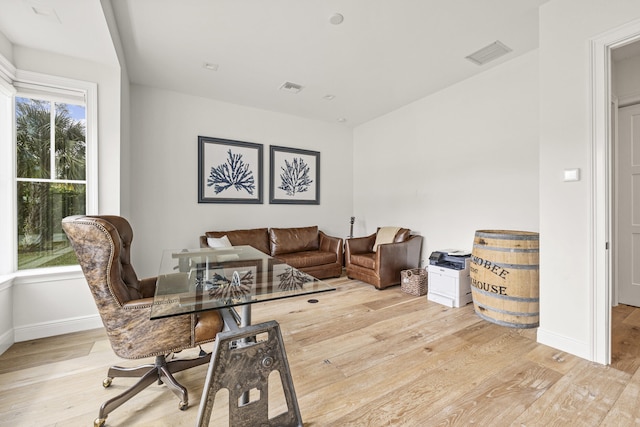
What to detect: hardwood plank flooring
<box><xmin>1</xmin><ymin>274</ymin><xmax>640</xmax><ymax>426</ymax></box>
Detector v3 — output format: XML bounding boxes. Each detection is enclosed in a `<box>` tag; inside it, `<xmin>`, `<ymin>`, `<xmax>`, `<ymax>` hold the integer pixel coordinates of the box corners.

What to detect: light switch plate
<box><xmin>564</xmin><ymin>168</ymin><xmax>580</xmax><ymax>182</ymax></box>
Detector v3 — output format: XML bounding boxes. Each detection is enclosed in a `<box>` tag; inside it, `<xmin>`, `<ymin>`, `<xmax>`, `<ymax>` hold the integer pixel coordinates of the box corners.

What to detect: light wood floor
<box><xmin>2</xmin><ymin>274</ymin><xmax>640</xmax><ymax>426</ymax></box>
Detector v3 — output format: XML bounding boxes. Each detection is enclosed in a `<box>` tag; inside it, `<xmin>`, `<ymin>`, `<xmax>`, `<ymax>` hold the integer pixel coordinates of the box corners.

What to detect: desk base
<box><xmin>196</xmin><ymin>318</ymin><xmax>302</xmax><ymax>427</ymax></box>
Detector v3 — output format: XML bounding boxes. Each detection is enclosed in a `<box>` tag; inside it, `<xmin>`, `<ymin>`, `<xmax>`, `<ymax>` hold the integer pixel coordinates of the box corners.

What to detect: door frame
<box><xmin>590</xmin><ymin>19</ymin><xmax>640</xmax><ymax>365</ymax></box>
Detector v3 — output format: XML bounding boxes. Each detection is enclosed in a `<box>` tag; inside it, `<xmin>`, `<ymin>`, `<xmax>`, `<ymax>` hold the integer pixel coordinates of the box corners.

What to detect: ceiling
<box><xmin>0</xmin><ymin>0</ymin><xmax>558</xmax><ymax>126</ymax></box>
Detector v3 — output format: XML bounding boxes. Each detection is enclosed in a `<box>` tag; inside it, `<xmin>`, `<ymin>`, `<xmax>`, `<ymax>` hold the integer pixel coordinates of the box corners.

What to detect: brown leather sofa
<box><xmin>345</xmin><ymin>228</ymin><xmax>422</xmax><ymax>289</ymax></box>
<box><xmin>200</xmin><ymin>225</ymin><xmax>343</xmax><ymax>279</ymax></box>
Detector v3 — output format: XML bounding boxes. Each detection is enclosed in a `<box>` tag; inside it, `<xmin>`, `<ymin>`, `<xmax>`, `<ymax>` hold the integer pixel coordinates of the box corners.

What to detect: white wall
<box><xmin>538</xmin><ymin>0</ymin><xmax>640</xmax><ymax>360</ymax></box>
<box><xmin>128</xmin><ymin>85</ymin><xmax>354</xmax><ymax>277</ymax></box>
<box><xmin>353</xmin><ymin>50</ymin><xmax>540</xmax><ymax>264</ymax></box>
<box><xmin>0</xmin><ymin>30</ymin><xmax>12</xmax><ymax>62</ymax></box>
<box><xmin>12</xmin><ymin>271</ymin><xmax>102</xmax><ymax>341</ymax></box>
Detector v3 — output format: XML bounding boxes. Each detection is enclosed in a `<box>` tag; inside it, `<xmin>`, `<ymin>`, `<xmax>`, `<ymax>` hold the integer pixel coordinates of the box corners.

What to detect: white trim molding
<box><xmin>0</xmin><ymin>328</ymin><xmax>13</xmax><ymax>357</ymax></box>
<box><xmin>618</xmin><ymin>91</ymin><xmax>640</xmax><ymax>108</ymax></box>
<box><xmin>0</xmin><ymin>53</ymin><xmax>16</xmax><ymax>86</ymax></box>
<box><xmin>13</xmin><ymin>314</ymin><xmax>103</xmax><ymax>342</ymax></box>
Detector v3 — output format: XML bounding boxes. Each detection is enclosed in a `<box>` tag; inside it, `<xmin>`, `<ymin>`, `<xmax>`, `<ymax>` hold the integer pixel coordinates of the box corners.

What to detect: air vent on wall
<box><xmin>279</xmin><ymin>81</ymin><xmax>304</xmax><ymax>93</ymax></box>
<box><xmin>465</xmin><ymin>41</ymin><xmax>512</xmax><ymax>66</ymax></box>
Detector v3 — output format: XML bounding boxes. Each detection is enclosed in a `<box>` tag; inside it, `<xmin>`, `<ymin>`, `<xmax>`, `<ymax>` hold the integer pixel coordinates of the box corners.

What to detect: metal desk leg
<box><xmin>195</xmin><ymin>320</ymin><xmax>302</xmax><ymax>427</ymax></box>
<box><xmin>240</xmin><ymin>304</ymin><xmax>251</xmax><ymax>328</ymax></box>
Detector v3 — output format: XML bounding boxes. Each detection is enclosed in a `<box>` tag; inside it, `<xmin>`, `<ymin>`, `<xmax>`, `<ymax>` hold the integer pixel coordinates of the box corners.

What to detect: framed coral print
<box><xmin>198</xmin><ymin>136</ymin><xmax>263</xmax><ymax>204</ymax></box>
<box><xmin>269</xmin><ymin>145</ymin><xmax>320</xmax><ymax>205</ymax></box>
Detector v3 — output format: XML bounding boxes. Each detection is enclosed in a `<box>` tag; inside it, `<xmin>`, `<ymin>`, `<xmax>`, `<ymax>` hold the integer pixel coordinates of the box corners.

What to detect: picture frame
<box><xmin>269</xmin><ymin>145</ymin><xmax>320</xmax><ymax>205</ymax></box>
<box><xmin>198</xmin><ymin>136</ymin><xmax>263</xmax><ymax>204</ymax></box>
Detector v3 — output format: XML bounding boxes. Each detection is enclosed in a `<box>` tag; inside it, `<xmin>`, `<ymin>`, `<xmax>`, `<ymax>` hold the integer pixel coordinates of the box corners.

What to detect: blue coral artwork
<box><xmin>198</xmin><ymin>136</ymin><xmax>263</xmax><ymax>204</ymax></box>
<box><xmin>208</xmin><ymin>149</ymin><xmax>255</xmax><ymax>195</ymax></box>
<box><xmin>269</xmin><ymin>145</ymin><xmax>320</xmax><ymax>205</ymax></box>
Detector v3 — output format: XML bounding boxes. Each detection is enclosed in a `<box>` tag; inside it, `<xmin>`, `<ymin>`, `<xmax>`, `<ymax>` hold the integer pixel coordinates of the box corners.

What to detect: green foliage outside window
<box><xmin>16</xmin><ymin>97</ymin><xmax>87</xmax><ymax>270</ymax></box>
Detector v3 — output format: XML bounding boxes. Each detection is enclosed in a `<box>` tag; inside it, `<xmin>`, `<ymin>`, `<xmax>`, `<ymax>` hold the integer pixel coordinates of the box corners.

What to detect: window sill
<box><xmin>13</xmin><ymin>265</ymin><xmax>83</xmax><ymax>285</ymax></box>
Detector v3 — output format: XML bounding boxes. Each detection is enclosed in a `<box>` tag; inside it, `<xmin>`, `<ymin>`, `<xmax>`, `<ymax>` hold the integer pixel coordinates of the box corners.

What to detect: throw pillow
<box><xmin>207</xmin><ymin>235</ymin><xmax>232</xmax><ymax>248</ymax></box>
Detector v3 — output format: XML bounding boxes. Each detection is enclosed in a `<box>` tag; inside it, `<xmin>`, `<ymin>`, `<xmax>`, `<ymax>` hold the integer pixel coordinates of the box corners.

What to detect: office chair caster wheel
<box><xmin>102</xmin><ymin>377</ymin><xmax>113</xmax><ymax>388</ymax></box>
<box><xmin>94</xmin><ymin>417</ymin><xmax>106</xmax><ymax>427</ymax></box>
<box><xmin>179</xmin><ymin>401</ymin><xmax>188</xmax><ymax>411</ymax></box>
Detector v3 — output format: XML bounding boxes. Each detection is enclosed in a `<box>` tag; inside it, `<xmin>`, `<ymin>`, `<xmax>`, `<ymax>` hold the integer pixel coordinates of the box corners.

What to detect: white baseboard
<box><xmin>14</xmin><ymin>314</ymin><xmax>103</xmax><ymax>342</ymax></box>
<box><xmin>537</xmin><ymin>327</ymin><xmax>591</xmax><ymax>362</ymax></box>
<box><xmin>0</xmin><ymin>328</ymin><xmax>13</xmax><ymax>356</ymax></box>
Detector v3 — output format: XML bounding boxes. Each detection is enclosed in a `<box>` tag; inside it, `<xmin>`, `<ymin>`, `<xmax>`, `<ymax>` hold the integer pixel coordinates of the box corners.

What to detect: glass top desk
<box><xmin>150</xmin><ymin>245</ymin><xmax>336</xmax><ymax>426</ymax></box>
<box><xmin>150</xmin><ymin>245</ymin><xmax>335</xmax><ymax>322</ymax></box>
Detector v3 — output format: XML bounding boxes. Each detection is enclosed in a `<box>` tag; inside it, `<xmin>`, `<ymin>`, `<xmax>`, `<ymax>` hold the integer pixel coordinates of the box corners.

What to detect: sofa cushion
<box><xmin>205</xmin><ymin>228</ymin><xmax>270</xmax><ymax>254</ymax></box>
<box><xmin>350</xmin><ymin>253</ymin><xmax>376</xmax><ymax>269</ymax></box>
<box><xmin>270</xmin><ymin>226</ymin><xmax>319</xmax><ymax>256</ymax></box>
<box><xmin>276</xmin><ymin>250</ymin><xmax>337</xmax><ymax>269</ymax></box>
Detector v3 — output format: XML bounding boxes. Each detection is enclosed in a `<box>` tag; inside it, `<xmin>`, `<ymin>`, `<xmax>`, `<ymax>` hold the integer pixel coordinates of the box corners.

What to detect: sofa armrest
<box><xmin>319</xmin><ymin>231</ymin><xmax>343</xmax><ymax>261</ymax></box>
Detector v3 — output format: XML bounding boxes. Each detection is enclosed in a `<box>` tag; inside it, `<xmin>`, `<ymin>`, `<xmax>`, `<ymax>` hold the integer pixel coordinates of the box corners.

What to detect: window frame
<box><xmin>0</xmin><ymin>56</ymin><xmax>16</xmax><ymax>277</ymax></box>
<box><xmin>1</xmin><ymin>65</ymin><xmax>98</xmax><ymax>274</ymax></box>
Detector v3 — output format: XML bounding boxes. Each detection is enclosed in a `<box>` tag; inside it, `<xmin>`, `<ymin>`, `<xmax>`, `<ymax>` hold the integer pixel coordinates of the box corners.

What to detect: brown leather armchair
<box><xmin>345</xmin><ymin>227</ymin><xmax>423</xmax><ymax>289</ymax></box>
<box><xmin>61</xmin><ymin>215</ymin><xmax>223</xmax><ymax>427</ymax></box>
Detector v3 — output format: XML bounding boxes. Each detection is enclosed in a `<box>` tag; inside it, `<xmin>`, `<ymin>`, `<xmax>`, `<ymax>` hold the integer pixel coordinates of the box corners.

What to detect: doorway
<box><xmin>590</xmin><ymin>21</ymin><xmax>640</xmax><ymax>365</ymax></box>
<box><xmin>610</xmin><ymin>40</ymin><xmax>640</xmax><ymax>368</ymax></box>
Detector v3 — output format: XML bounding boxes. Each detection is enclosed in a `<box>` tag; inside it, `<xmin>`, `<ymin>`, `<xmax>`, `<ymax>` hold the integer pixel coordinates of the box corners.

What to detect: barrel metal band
<box><xmin>471</xmin><ymin>286</ymin><xmax>539</xmax><ymax>302</ymax></box>
<box><xmin>473</xmin><ymin>300</ymin><xmax>539</xmax><ymax>317</ymax></box>
<box><xmin>472</xmin><ymin>244</ymin><xmax>539</xmax><ymax>253</ymax></box>
<box><xmin>473</xmin><ymin>309</ymin><xmax>539</xmax><ymax>329</ymax></box>
<box><xmin>471</xmin><ymin>259</ymin><xmax>539</xmax><ymax>270</ymax></box>
<box><xmin>475</xmin><ymin>231</ymin><xmax>539</xmax><ymax>241</ymax></box>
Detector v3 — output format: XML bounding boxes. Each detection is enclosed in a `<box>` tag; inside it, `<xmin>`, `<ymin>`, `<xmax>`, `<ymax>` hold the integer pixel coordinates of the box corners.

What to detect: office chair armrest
<box><xmin>122</xmin><ymin>297</ymin><xmax>154</xmax><ymax>310</ymax></box>
<box><xmin>139</xmin><ymin>277</ymin><xmax>158</xmax><ymax>298</ymax></box>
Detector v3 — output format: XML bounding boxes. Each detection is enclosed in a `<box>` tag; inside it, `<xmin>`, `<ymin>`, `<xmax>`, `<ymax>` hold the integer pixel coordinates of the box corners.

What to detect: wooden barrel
<box><xmin>470</xmin><ymin>230</ymin><xmax>539</xmax><ymax>328</ymax></box>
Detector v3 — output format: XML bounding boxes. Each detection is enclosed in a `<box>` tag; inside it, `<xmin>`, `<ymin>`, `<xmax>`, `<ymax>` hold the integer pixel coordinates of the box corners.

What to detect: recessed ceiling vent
<box><xmin>465</xmin><ymin>41</ymin><xmax>512</xmax><ymax>66</ymax></box>
<box><xmin>28</xmin><ymin>2</ymin><xmax>61</xmax><ymax>23</ymax></box>
<box><xmin>279</xmin><ymin>81</ymin><xmax>304</xmax><ymax>94</ymax></box>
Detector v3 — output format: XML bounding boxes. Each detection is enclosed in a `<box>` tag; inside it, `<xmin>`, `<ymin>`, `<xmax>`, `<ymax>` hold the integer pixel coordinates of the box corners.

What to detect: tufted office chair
<box><xmin>345</xmin><ymin>227</ymin><xmax>423</xmax><ymax>290</ymax></box>
<box><xmin>61</xmin><ymin>215</ymin><xmax>224</xmax><ymax>427</ymax></box>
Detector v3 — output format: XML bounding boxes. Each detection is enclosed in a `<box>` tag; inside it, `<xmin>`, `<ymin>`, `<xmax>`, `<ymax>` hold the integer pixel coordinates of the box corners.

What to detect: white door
<box><xmin>617</xmin><ymin>104</ymin><xmax>640</xmax><ymax>306</ymax></box>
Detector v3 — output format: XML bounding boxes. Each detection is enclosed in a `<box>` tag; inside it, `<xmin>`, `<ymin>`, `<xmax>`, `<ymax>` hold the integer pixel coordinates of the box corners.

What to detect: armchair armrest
<box><xmin>345</xmin><ymin>233</ymin><xmax>376</xmax><ymax>254</ymax></box>
<box><xmin>345</xmin><ymin>233</ymin><xmax>376</xmax><ymax>268</ymax></box>
<box><xmin>376</xmin><ymin>235</ymin><xmax>423</xmax><ymax>284</ymax></box>
<box><xmin>318</xmin><ymin>231</ymin><xmax>343</xmax><ymax>261</ymax></box>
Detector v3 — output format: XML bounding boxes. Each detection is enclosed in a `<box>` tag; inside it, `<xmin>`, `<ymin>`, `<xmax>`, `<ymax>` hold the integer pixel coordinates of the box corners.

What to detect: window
<box><xmin>15</xmin><ymin>96</ymin><xmax>87</xmax><ymax>269</ymax></box>
<box><xmin>9</xmin><ymin>71</ymin><xmax>98</xmax><ymax>272</ymax></box>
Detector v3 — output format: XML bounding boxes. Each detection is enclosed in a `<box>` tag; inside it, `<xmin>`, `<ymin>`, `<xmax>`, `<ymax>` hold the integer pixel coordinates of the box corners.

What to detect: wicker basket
<box><xmin>401</xmin><ymin>268</ymin><xmax>428</xmax><ymax>296</ymax></box>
